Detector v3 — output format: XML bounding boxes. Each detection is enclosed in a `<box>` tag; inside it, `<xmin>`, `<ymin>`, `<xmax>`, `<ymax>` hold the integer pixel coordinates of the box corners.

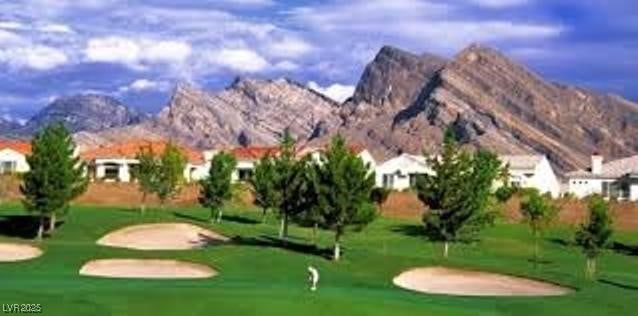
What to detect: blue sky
<box><xmin>1</xmin><ymin>0</ymin><xmax>637</xmax><ymax>122</ymax></box>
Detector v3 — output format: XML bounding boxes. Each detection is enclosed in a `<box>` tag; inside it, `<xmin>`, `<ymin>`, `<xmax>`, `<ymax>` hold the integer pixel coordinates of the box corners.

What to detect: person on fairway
<box><xmin>307</xmin><ymin>265</ymin><xmax>319</xmax><ymax>291</ymax></box>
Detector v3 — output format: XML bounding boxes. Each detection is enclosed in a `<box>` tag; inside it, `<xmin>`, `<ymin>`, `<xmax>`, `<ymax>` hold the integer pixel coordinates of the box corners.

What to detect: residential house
<box><xmin>297</xmin><ymin>144</ymin><xmax>377</xmax><ymax>171</ymax></box>
<box><xmin>81</xmin><ymin>140</ymin><xmax>205</xmax><ymax>183</ymax></box>
<box><xmin>566</xmin><ymin>154</ymin><xmax>638</xmax><ymax>201</ymax></box>
<box><xmin>375</xmin><ymin>153</ymin><xmax>432</xmax><ymax>190</ymax></box>
<box><xmin>230</xmin><ymin>146</ymin><xmax>280</xmax><ymax>182</ymax></box>
<box><xmin>0</xmin><ymin>140</ymin><xmax>31</xmax><ymax>174</ymax></box>
<box><xmin>499</xmin><ymin>155</ymin><xmax>561</xmax><ymax>198</ymax></box>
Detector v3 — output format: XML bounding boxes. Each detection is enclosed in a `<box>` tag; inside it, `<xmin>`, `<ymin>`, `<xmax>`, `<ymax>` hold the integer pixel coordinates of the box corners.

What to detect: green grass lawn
<box><xmin>0</xmin><ymin>202</ymin><xmax>637</xmax><ymax>315</ymax></box>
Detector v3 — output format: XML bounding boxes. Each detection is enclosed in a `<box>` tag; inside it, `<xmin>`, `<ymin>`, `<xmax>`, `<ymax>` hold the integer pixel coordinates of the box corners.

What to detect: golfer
<box><xmin>307</xmin><ymin>265</ymin><xmax>319</xmax><ymax>291</ymax></box>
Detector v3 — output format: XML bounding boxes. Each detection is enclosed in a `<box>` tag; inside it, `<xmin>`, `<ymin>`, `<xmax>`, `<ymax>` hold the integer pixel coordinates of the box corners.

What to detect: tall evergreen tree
<box><xmin>154</xmin><ymin>142</ymin><xmax>186</xmax><ymax>206</ymax></box>
<box><xmin>20</xmin><ymin>123</ymin><xmax>87</xmax><ymax>239</ymax></box>
<box><xmin>314</xmin><ymin>135</ymin><xmax>376</xmax><ymax>260</ymax></box>
<box><xmin>272</xmin><ymin>130</ymin><xmax>305</xmax><ymax>239</ymax></box>
<box><xmin>199</xmin><ymin>152</ymin><xmax>237</xmax><ymax>223</ymax></box>
<box><xmin>576</xmin><ymin>196</ymin><xmax>613</xmax><ymax>280</ymax></box>
<box><xmin>415</xmin><ymin>128</ymin><xmax>501</xmax><ymax>258</ymax></box>
<box><xmin>520</xmin><ymin>189</ymin><xmax>557</xmax><ymax>267</ymax></box>
<box><xmin>249</xmin><ymin>154</ymin><xmax>280</xmax><ymax>223</ymax></box>
<box><xmin>134</xmin><ymin>145</ymin><xmax>159</xmax><ymax>214</ymax></box>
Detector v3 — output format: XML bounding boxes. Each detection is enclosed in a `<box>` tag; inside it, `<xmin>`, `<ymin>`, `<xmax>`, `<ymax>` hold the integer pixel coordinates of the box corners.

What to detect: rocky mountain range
<box><xmin>3</xmin><ymin>43</ymin><xmax>638</xmax><ymax>173</ymax></box>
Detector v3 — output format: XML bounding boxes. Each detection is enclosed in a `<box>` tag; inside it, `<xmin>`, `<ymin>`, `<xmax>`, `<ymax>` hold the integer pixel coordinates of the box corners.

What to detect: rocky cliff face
<box><xmin>20</xmin><ymin>94</ymin><xmax>145</xmax><ymax>134</ymax></box>
<box><xmin>336</xmin><ymin>44</ymin><xmax>638</xmax><ymax>172</ymax></box>
<box><xmin>75</xmin><ymin>78</ymin><xmax>342</xmax><ymax>148</ymax></box>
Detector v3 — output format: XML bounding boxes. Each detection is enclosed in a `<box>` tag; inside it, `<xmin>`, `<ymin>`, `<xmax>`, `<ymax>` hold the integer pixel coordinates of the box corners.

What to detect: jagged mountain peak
<box><xmin>21</xmin><ymin>94</ymin><xmax>144</xmax><ymax>134</ymax></box>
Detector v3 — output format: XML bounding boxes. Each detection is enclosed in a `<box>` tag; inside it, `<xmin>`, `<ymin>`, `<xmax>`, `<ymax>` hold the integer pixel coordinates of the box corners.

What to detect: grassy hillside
<box><xmin>0</xmin><ymin>202</ymin><xmax>637</xmax><ymax>315</ymax></box>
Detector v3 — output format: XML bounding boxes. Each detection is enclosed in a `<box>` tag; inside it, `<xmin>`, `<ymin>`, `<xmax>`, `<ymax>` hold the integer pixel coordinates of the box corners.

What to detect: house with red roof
<box><xmin>0</xmin><ymin>140</ymin><xmax>31</xmax><ymax>174</ymax></box>
<box><xmin>80</xmin><ymin>140</ymin><xmax>206</xmax><ymax>183</ymax></box>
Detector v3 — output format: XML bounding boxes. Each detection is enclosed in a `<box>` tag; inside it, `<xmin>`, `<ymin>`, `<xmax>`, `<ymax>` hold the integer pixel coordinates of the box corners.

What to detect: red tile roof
<box><xmin>0</xmin><ymin>140</ymin><xmax>31</xmax><ymax>155</ymax></box>
<box><xmin>231</xmin><ymin>146</ymin><xmax>280</xmax><ymax>161</ymax></box>
<box><xmin>81</xmin><ymin>140</ymin><xmax>204</xmax><ymax>164</ymax></box>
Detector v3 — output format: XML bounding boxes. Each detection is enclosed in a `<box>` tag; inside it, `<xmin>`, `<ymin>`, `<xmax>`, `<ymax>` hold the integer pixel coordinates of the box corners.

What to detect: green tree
<box><xmin>520</xmin><ymin>189</ymin><xmax>557</xmax><ymax>266</ymax></box>
<box><xmin>314</xmin><ymin>135</ymin><xmax>377</xmax><ymax>261</ymax></box>
<box><xmin>199</xmin><ymin>152</ymin><xmax>237</xmax><ymax>223</ymax></box>
<box><xmin>20</xmin><ymin>123</ymin><xmax>87</xmax><ymax>239</ymax></box>
<box><xmin>249</xmin><ymin>154</ymin><xmax>280</xmax><ymax>223</ymax></box>
<box><xmin>154</xmin><ymin>142</ymin><xmax>187</xmax><ymax>206</ymax></box>
<box><xmin>575</xmin><ymin>196</ymin><xmax>613</xmax><ymax>280</ymax></box>
<box><xmin>272</xmin><ymin>130</ymin><xmax>306</xmax><ymax>239</ymax></box>
<box><xmin>133</xmin><ymin>145</ymin><xmax>158</xmax><ymax>214</ymax></box>
<box><xmin>415</xmin><ymin>129</ymin><xmax>502</xmax><ymax>258</ymax></box>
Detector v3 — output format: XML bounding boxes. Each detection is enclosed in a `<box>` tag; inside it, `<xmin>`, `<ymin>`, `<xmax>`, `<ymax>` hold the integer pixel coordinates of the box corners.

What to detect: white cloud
<box><xmin>84</xmin><ymin>36</ymin><xmax>192</xmax><ymax>67</ymax></box>
<box><xmin>0</xmin><ymin>21</ymin><xmax>26</xmax><ymax>30</ymax></box>
<box><xmin>118</xmin><ymin>79</ymin><xmax>170</xmax><ymax>93</ymax></box>
<box><xmin>207</xmin><ymin>48</ymin><xmax>270</xmax><ymax>72</ymax></box>
<box><xmin>273</xmin><ymin>60</ymin><xmax>300</xmax><ymax>71</ymax></box>
<box><xmin>307</xmin><ymin>81</ymin><xmax>355</xmax><ymax>103</ymax></box>
<box><xmin>288</xmin><ymin>0</ymin><xmax>562</xmax><ymax>53</ymax></box>
<box><xmin>38</xmin><ymin>23</ymin><xmax>74</xmax><ymax>33</ymax></box>
<box><xmin>265</xmin><ymin>36</ymin><xmax>313</xmax><ymax>58</ymax></box>
<box><xmin>0</xmin><ymin>45</ymin><xmax>69</xmax><ymax>70</ymax></box>
<box><xmin>469</xmin><ymin>0</ymin><xmax>530</xmax><ymax>8</ymax></box>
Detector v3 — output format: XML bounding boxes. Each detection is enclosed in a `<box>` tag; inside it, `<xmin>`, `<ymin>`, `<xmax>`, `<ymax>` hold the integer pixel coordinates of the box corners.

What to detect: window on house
<box><xmin>237</xmin><ymin>168</ymin><xmax>253</xmax><ymax>181</ymax></box>
<box><xmin>382</xmin><ymin>174</ymin><xmax>394</xmax><ymax>188</ymax></box>
<box><xmin>103</xmin><ymin>163</ymin><xmax>120</xmax><ymax>181</ymax></box>
<box><xmin>0</xmin><ymin>160</ymin><xmax>16</xmax><ymax>174</ymax></box>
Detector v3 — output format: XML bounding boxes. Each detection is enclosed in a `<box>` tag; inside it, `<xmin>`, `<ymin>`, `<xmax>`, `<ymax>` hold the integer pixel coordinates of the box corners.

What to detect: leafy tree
<box><xmin>199</xmin><ymin>152</ymin><xmax>237</xmax><ymax>223</ymax></box>
<box><xmin>133</xmin><ymin>145</ymin><xmax>159</xmax><ymax>214</ymax></box>
<box><xmin>20</xmin><ymin>123</ymin><xmax>87</xmax><ymax>239</ymax></box>
<box><xmin>575</xmin><ymin>196</ymin><xmax>613</xmax><ymax>280</ymax></box>
<box><xmin>272</xmin><ymin>130</ymin><xmax>306</xmax><ymax>239</ymax></box>
<box><xmin>154</xmin><ymin>142</ymin><xmax>187</xmax><ymax>206</ymax></box>
<box><xmin>314</xmin><ymin>135</ymin><xmax>377</xmax><ymax>261</ymax></box>
<box><xmin>249</xmin><ymin>154</ymin><xmax>281</xmax><ymax>223</ymax></box>
<box><xmin>415</xmin><ymin>129</ymin><xmax>502</xmax><ymax>258</ymax></box>
<box><xmin>291</xmin><ymin>158</ymin><xmax>323</xmax><ymax>246</ymax></box>
<box><xmin>519</xmin><ymin>189</ymin><xmax>557</xmax><ymax>266</ymax></box>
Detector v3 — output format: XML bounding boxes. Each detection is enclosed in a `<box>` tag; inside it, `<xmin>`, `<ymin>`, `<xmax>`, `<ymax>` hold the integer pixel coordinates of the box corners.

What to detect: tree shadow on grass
<box><xmin>599</xmin><ymin>279</ymin><xmax>638</xmax><ymax>291</ymax></box>
<box><xmin>610</xmin><ymin>241</ymin><xmax>638</xmax><ymax>257</ymax></box>
<box><xmin>173</xmin><ymin>212</ymin><xmax>208</xmax><ymax>223</ymax></box>
<box><xmin>232</xmin><ymin>235</ymin><xmax>332</xmax><ymax>259</ymax></box>
<box><xmin>548</xmin><ymin>237</ymin><xmax>575</xmax><ymax>248</ymax></box>
<box><xmin>0</xmin><ymin>214</ymin><xmax>64</xmax><ymax>239</ymax></box>
<box><xmin>390</xmin><ymin>224</ymin><xmax>425</xmax><ymax>237</ymax></box>
<box><xmin>173</xmin><ymin>212</ymin><xmax>260</xmax><ymax>225</ymax></box>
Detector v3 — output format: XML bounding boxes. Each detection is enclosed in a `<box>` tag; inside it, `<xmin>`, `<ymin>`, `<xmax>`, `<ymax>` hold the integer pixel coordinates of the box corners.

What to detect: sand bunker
<box><xmin>393</xmin><ymin>267</ymin><xmax>572</xmax><ymax>297</ymax></box>
<box><xmin>79</xmin><ymin>259</ymin><xmax>217</xmax><ymax>279</ymax></box>
<box><xmin>97</xmin><ymin>223</ymin><xmax>229</xmax><ymax>250</ymax></box>
<box><xmin>0</xmin><ymin>243</ymin><xmax>42</xmax><ymax>262</ymax></box>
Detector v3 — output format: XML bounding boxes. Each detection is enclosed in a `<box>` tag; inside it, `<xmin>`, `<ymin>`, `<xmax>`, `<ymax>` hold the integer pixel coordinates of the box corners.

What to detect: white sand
<box><xmin>97</xmin><ymin>223</ymin><xmax>229</xmax><ymax>250</ymax></box>
<box><xmin>0</xmin><ymin>243</ymin><xmax>42</xmax><ymax>262</ymax></box>
<box><xmin>79</xmin><ymin>259</ymin><xmax>217</xmax><ymax>279</ymax></box>
<box><xmin>393</xmin><ymin>267</ymin><xmax>572</xmax><ymax>297</ymax></box>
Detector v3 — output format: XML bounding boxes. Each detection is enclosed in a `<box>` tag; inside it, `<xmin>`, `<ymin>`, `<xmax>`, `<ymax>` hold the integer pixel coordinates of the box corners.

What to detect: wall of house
<box><xmin>531</xmin><ymin>158</ymin><xmax>561</xmax><ymax>197</ymax></box>
<box><xmin>630</xmin><ymin>184</ymin><xmax>638</xmax><ymax>201</ymax></box>
<box><xmin>375</xmin><ymin>154</ymin><xmax>431</xmax><ymax>190</ymax></box>
<box><xmin>567</xmin><ymin>178</ymin><xmax>608</xmax><ymax>198</ymax></box>
<box><xmin>0</xmin><ymin>149</ymin><xmax>29</xmax><ymax>173</ymax></box>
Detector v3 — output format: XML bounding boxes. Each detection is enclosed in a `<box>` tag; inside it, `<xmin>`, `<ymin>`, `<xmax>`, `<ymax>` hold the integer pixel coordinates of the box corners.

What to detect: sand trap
<box><xmin>0</xmin><ymin>243</ymin><xmax>43</xmax><ymax>262</ymax></box>
<box><xmin>79</xmin><ymin>259</ymin><xmax>217</xmax><ymax>279</ymax></box>
<box><xmin>393</xmin><ymin>267</ymin><xmax>572</xmax><ymax>297</ymax></box>
<box><xmin>97</xmin><ymin>223</ymin><xmax>229</xmax><ymax>250</ymax></box>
